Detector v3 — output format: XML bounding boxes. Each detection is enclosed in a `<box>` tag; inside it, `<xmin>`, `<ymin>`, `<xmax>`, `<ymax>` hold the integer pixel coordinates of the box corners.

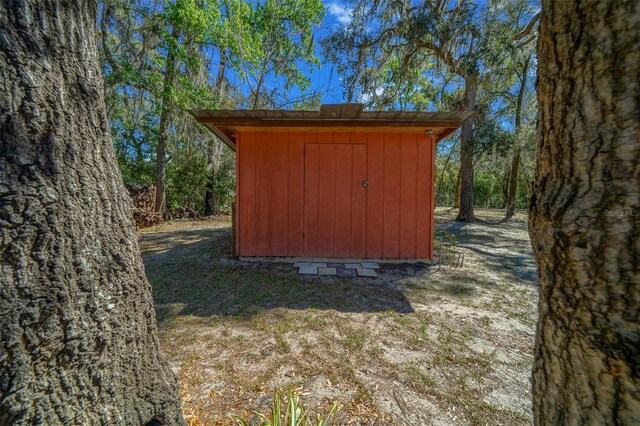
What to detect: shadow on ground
<box><xmin>140</xmin><ymin>211</ymin><xmax>537</xmax><ymax>425</ymax></box>
<box><xmin>435</xmin><ymin>213</ymin><xmax>537</xmax><ymax>286</ymax></box>
<box><xmin>140</xmin><ymin>224</ymin><xmax>418</xmax><ymax>324</ymax></box>
<box><xmin>140</xmin><ymin>211</ymin><xmax>536</xmax><ymax>328</ymax></box>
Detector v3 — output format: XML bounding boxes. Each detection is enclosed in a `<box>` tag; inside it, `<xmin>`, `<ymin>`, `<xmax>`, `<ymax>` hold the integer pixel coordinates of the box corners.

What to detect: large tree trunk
<box><xmin>454</xmin><ymin>170</ymin><xmax>461</xmax><ymax>208</ymax></box>
<box><xmin>455</xmin><ymin>76</ymin><xmax>477</xmax><ymax>221</ymax></box>
<box><xmin>530</xmin><ymin>1</ymin><xmax>639</xmax><ymax>424</ymax></box>
<box><xmin>0</xmin><ymin>1</ymin><xmax>185</xmax><ymax>424</ymax></box>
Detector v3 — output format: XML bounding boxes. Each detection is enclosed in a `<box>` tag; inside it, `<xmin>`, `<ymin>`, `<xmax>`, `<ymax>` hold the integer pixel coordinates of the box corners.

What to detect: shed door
<box><xmin>303</xmin><ymin>144</ymin><xmax>368</xmax><ymax>258</ymax></box>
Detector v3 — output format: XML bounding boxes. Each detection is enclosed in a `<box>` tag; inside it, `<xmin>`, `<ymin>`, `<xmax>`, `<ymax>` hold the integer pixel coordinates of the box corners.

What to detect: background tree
<box><xmin>486</xmin><ymin>21</ymin><xmax>538</xmax><ymax>222</ymax></box>
<box><xmin>0</xmin><ymin>0</ymin><xmax>184</xmax><ymax>423</ymax></box>
<box><xmin>503</xmin><ymin>50</ymin><xmax>534</xmax><ymax>221</ymax></box>
<box><xmin>323</xmin><ymin>0</ymin><xmax>538</xmax><ymax>221</ymax></box>
<box><xmin>100</xmin><ymin>0</ymin><xmax>324</xmax><ymax>217</ymax></box>
<box><xmin>530</xmin><ymin>0</ymin><xmax>639</xmax><ymax>423</ymax></box>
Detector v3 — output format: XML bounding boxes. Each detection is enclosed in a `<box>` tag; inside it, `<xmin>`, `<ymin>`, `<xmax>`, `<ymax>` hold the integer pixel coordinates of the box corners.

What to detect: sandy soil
<box><xmin>139</xmin><ymin>207</ymin><xmax>538</xmax><ymax>425</ymax></box>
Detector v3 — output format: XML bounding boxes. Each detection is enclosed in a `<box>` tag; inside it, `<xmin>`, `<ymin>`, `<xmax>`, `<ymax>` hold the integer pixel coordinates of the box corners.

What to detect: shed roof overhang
<box><xmin>189</xmin><ymin>103</ymin><xmax>474</xmax><ymax>151</ymax></box>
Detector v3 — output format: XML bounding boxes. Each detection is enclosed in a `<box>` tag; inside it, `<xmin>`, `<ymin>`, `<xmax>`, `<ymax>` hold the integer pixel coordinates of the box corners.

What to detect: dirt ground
<box><xmin>139</xmin><ymin>208</ymin><xmax>538</xmax><ymax>425</ymax></box>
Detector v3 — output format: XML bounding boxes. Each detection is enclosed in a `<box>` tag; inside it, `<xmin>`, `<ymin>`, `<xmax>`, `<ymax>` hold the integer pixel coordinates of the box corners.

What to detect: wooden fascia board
<box><xmin>207</xmin><ymin>125</ymin><xmax>236</xmax><ymax>151</ymax></box>
<box><xmin>194</xmin><ymin>117</ymin><xmax>464</xmax><ymax>129</ymax></box>
<box><xmin>436</xmin><ymin>128</ymin><xmax>458</xmax><ymax>142</ymax></box>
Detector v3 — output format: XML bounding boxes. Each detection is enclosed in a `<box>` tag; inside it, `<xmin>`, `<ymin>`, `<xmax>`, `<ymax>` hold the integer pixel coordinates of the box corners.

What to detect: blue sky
<box><xmin>217</xmin><ymin>0</ymin><xmax>350</xmax><ymax>107</ymax></box>
<box><xmin>228</xmin><ymin>0</ymin><xmax>535</xmax><ymax>111</ymax></box>
<box><xmin>283</xmin><ymin>0</ymin><xmax>462</xmax><ymax>108</ymax></box>
<box><xmin>299</xmin><ymin>0</ymin><xmax>354</xmax><ymax>104</ymax></box>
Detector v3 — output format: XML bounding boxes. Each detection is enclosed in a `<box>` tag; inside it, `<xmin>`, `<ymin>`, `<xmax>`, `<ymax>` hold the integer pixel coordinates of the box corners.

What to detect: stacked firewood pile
<box><xmin>172</xmin><ymin>206</ymin><xmax>200</xmax><ymax>219</ymax></box>
<box><xmin>125</xmin><ymin>183</ymin><xmax>161</xmax><ymax>228</ymax></box>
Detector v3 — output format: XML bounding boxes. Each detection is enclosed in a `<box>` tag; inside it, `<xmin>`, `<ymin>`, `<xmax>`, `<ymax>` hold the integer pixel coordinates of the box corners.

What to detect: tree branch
<box><xmin>516</xmin><ymin>34</ymin><xmax>537</xmax><ymax>49</ymax></box>
<box><xmin>100</xmin><ymin>6</ymin><xmax>120</xmax><ymax>76</ymax></box>
<box><xmin>417</xmin><ymin>39</ymin><xmax>464</xmax><ymax>78</ymax></box>
<box><xmin>514</xmin><ymin>12</ymin><xmax>541</xmax><ymax>41</ymax></box>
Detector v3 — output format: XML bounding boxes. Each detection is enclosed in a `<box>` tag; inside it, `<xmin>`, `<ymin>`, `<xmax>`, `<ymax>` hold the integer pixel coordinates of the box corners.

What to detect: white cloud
<box><xmin>360</xmin><ymin>87</ymin><xmax>384</xmax><ymax>103</ymax></box>
<box><xmin>326</xmin><ymin>1</ymin><xmax>353</xmax><ymax>25</ymax></box>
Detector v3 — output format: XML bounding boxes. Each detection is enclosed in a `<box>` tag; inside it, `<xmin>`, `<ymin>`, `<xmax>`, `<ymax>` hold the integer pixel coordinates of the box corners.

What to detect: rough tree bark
<box><xmin>455</xmin><ymin>76</ymin><xmax>478</xmax><ymax>221</ymax></box>
<box><xmin>454</xmin><ymin>171</ymin><xmax>461</xmax><ymax>209</ymax></box>
<box><xmin>0</xmin><ymin>1</ymin><xmax>185</xmax><ymax>424</ymax></box>
<box><xmin>530</xmin><ymin>0</ymin><xmax>639</xmax><ymax>424</ymax></box>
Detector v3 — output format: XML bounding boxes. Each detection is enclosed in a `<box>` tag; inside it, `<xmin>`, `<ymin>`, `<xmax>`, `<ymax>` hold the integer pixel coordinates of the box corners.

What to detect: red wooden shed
<box><xmin>191</xmin><ymin>104</ymin><xmax>473</xmax><ymax>260</ymax></box>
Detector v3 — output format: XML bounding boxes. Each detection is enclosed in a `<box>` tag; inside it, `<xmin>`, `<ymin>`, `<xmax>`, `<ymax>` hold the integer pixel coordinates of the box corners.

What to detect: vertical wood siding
<box><xmin>236</xmin><ymin>131</ymin><xmax>435</xmax><ymax>258</ymax></box>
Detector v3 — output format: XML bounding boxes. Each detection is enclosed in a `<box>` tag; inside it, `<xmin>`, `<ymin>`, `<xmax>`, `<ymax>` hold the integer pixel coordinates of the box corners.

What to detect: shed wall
<box><xmin>236</xmin><ymin>131</ymin><xmax>435</xmax><ymax>259</ymax></box>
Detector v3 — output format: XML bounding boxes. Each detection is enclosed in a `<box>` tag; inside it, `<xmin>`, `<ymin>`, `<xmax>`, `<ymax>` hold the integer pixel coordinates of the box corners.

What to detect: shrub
<box><xmin>235</xmin><ymin>390</ymin><xmax>338</xmax><ymax>426</ymax></box>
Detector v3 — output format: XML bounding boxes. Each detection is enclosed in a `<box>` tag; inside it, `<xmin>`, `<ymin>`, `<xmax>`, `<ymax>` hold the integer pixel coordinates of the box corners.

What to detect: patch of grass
<box><xmin>188</xmin><ymin>373</ymin><xmax>206</xmax><ymax>387</ymax></box>
<box><xmin>343</xmin><ymin>329</ymin><xmax>368</xmax><ymax>351</ymax></box>
<box><xmin>433</xmin><ymin>340</ymin><xmax>456</xmax><ymax>365</ymax></box>
<box><xmin>480</xmin><ymin>300</ymin><xmax>495</xmax><ymax>311</ymax></box>
<box><xmin>405</xmin><ymin>365</ymin><xmax>437</xmax><ymax>389</ymax></box>
<box><xmin>477</xmin><ymin>402</ymin><xmax>531</xmax><ymax>423</ymax></box>
<box><xmin>334</xmin><ymin>353</ymin><xmax>356</xmax><ymax>380</ymax></box>
<box><xmin>460</xmin><ymin>325</ymin><xmax>478</xmax><ymax>340</ymax></box>
<box><xmin>439</xmin><ymin>282</ymin><xmax>476</xmax><ymax>297</ymax></box>
<box><xmin>274</xmin><ymin>316</ymin><xmax>296</xmax><ymax>334</ymax></box>
<box><xmin>459</xmin><ymin>353</ymin><xmax>492</xmax><ymax>369</ymax></box>
<box><xmin>395</xmin><ymin>316</ymin><xmax>411</xmax><ymax>328</ymax></box>
<box><xmin>250</xmin><ymin>313</ymin><xmax>269</xmax><ymax>331</ymax></box>
<box><xmin>298</xmin><ymin>337</ymin><xmax>318</xmax><ymax>354</ymax></box>
<box><xmin>511</xmin><ymin>309</ymin><xmax>538</xmax><ymax>328</ymax></box>
<box><xmin>437</xmin><ymin>327</ymin><xmax>457</xmax><ymax>345</ymax></box>
<box><xmin>367</xmin><ymin>345</ymin><xmax>384</xmax><ymax>358</ymax></box>
<box><xmin>407</xmin><ymin>324</ymin><xmax>431</xmax><ymax>348</ymax></box>
<box><xmin>144</xmin><ymin>214</ymin><xmax>537</xmax><ymax>425</ymax></box>
<box><xmin>390</xmin><ymin>312</ymin><xmax>411</xmax><ymax>327</ymax></box>
<box><xmin>275</xmin><ymin>332</ymin><xmax>291</xmax><ymax>353</ymax></box>
<box><xmin>478</xmin><ymin>315</ymin><xmax>492</xmax><ymax>327</ymax></box>
<box><xmin>180</xmin><ymin>350</ymin><xmax>204</xmax><ymax>366</ymax></box>
<box><xmin>303</xmin><ymin>315</ymin><xmax>327</xmax><ymax>330</ymax></box>
<box><xmin>232</xmin><ymin>334</ymin><xmax>247</xmax><ymax>344</ymax></box>
<box><xmin>509</xmin><ymin>410</ymin><xmax>531</xmax><ymax>422</ymax></box>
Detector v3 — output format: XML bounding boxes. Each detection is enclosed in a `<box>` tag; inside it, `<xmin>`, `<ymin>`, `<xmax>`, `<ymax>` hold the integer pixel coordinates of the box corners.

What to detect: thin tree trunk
<box><xmin>0</xmin><ymin>1</ymin><xmax>184</xmax><ymax>424</ymax></box>
<box><xmin>252</xmin><ymin>67</ymin><xmax>267</xmax><ymax>109</ymax></box>
<box><xmin>213</xmin><ymin>48</ymin><xmax>228</xmax><ymax>101</ymax></box>
<box><xmin>435</xmin><ymin>140</ymin><xmax>458</xmax><ymax>206</ymax></box>
<box><xmin>154</xmin><ymin>29</ymin><xmax>178</xmax><ymax>217</ymax></box>
<box><xmin>204</xmin><ymin>48</ymin><xmax>229</xmax><ymax>215</ymax></box>
<box><xmin>204</xmin><ymin>190</ymin><xmax>216</xmax><ymax>216</ymax></box>
<box><xmin>455</xmin><ymin>76</ymin><xmax>478</xmax><ymax>221</ymax></box>
<box><xmin>204</xmin><ymin>136</ymin><xmax>219</xmax><ymax>216</ymax></box>
<box><xmin>504</xmin><ymin>55</ymin><xmax>531</xmax><ymax>222</ymax></box>
<box><xmin>530</xmin><ymin>1</ymin><xmax>639</xmax><ymax>424</ymax></box>
<box><xmin>504</xmin><ymin>148</ymin><xmax>520</xmax><ymax>220</ymax></box>
<box><xmin>501</xmin><ymin>164</ymin><xmax>511</xmax><ymax>209</ymax></box>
